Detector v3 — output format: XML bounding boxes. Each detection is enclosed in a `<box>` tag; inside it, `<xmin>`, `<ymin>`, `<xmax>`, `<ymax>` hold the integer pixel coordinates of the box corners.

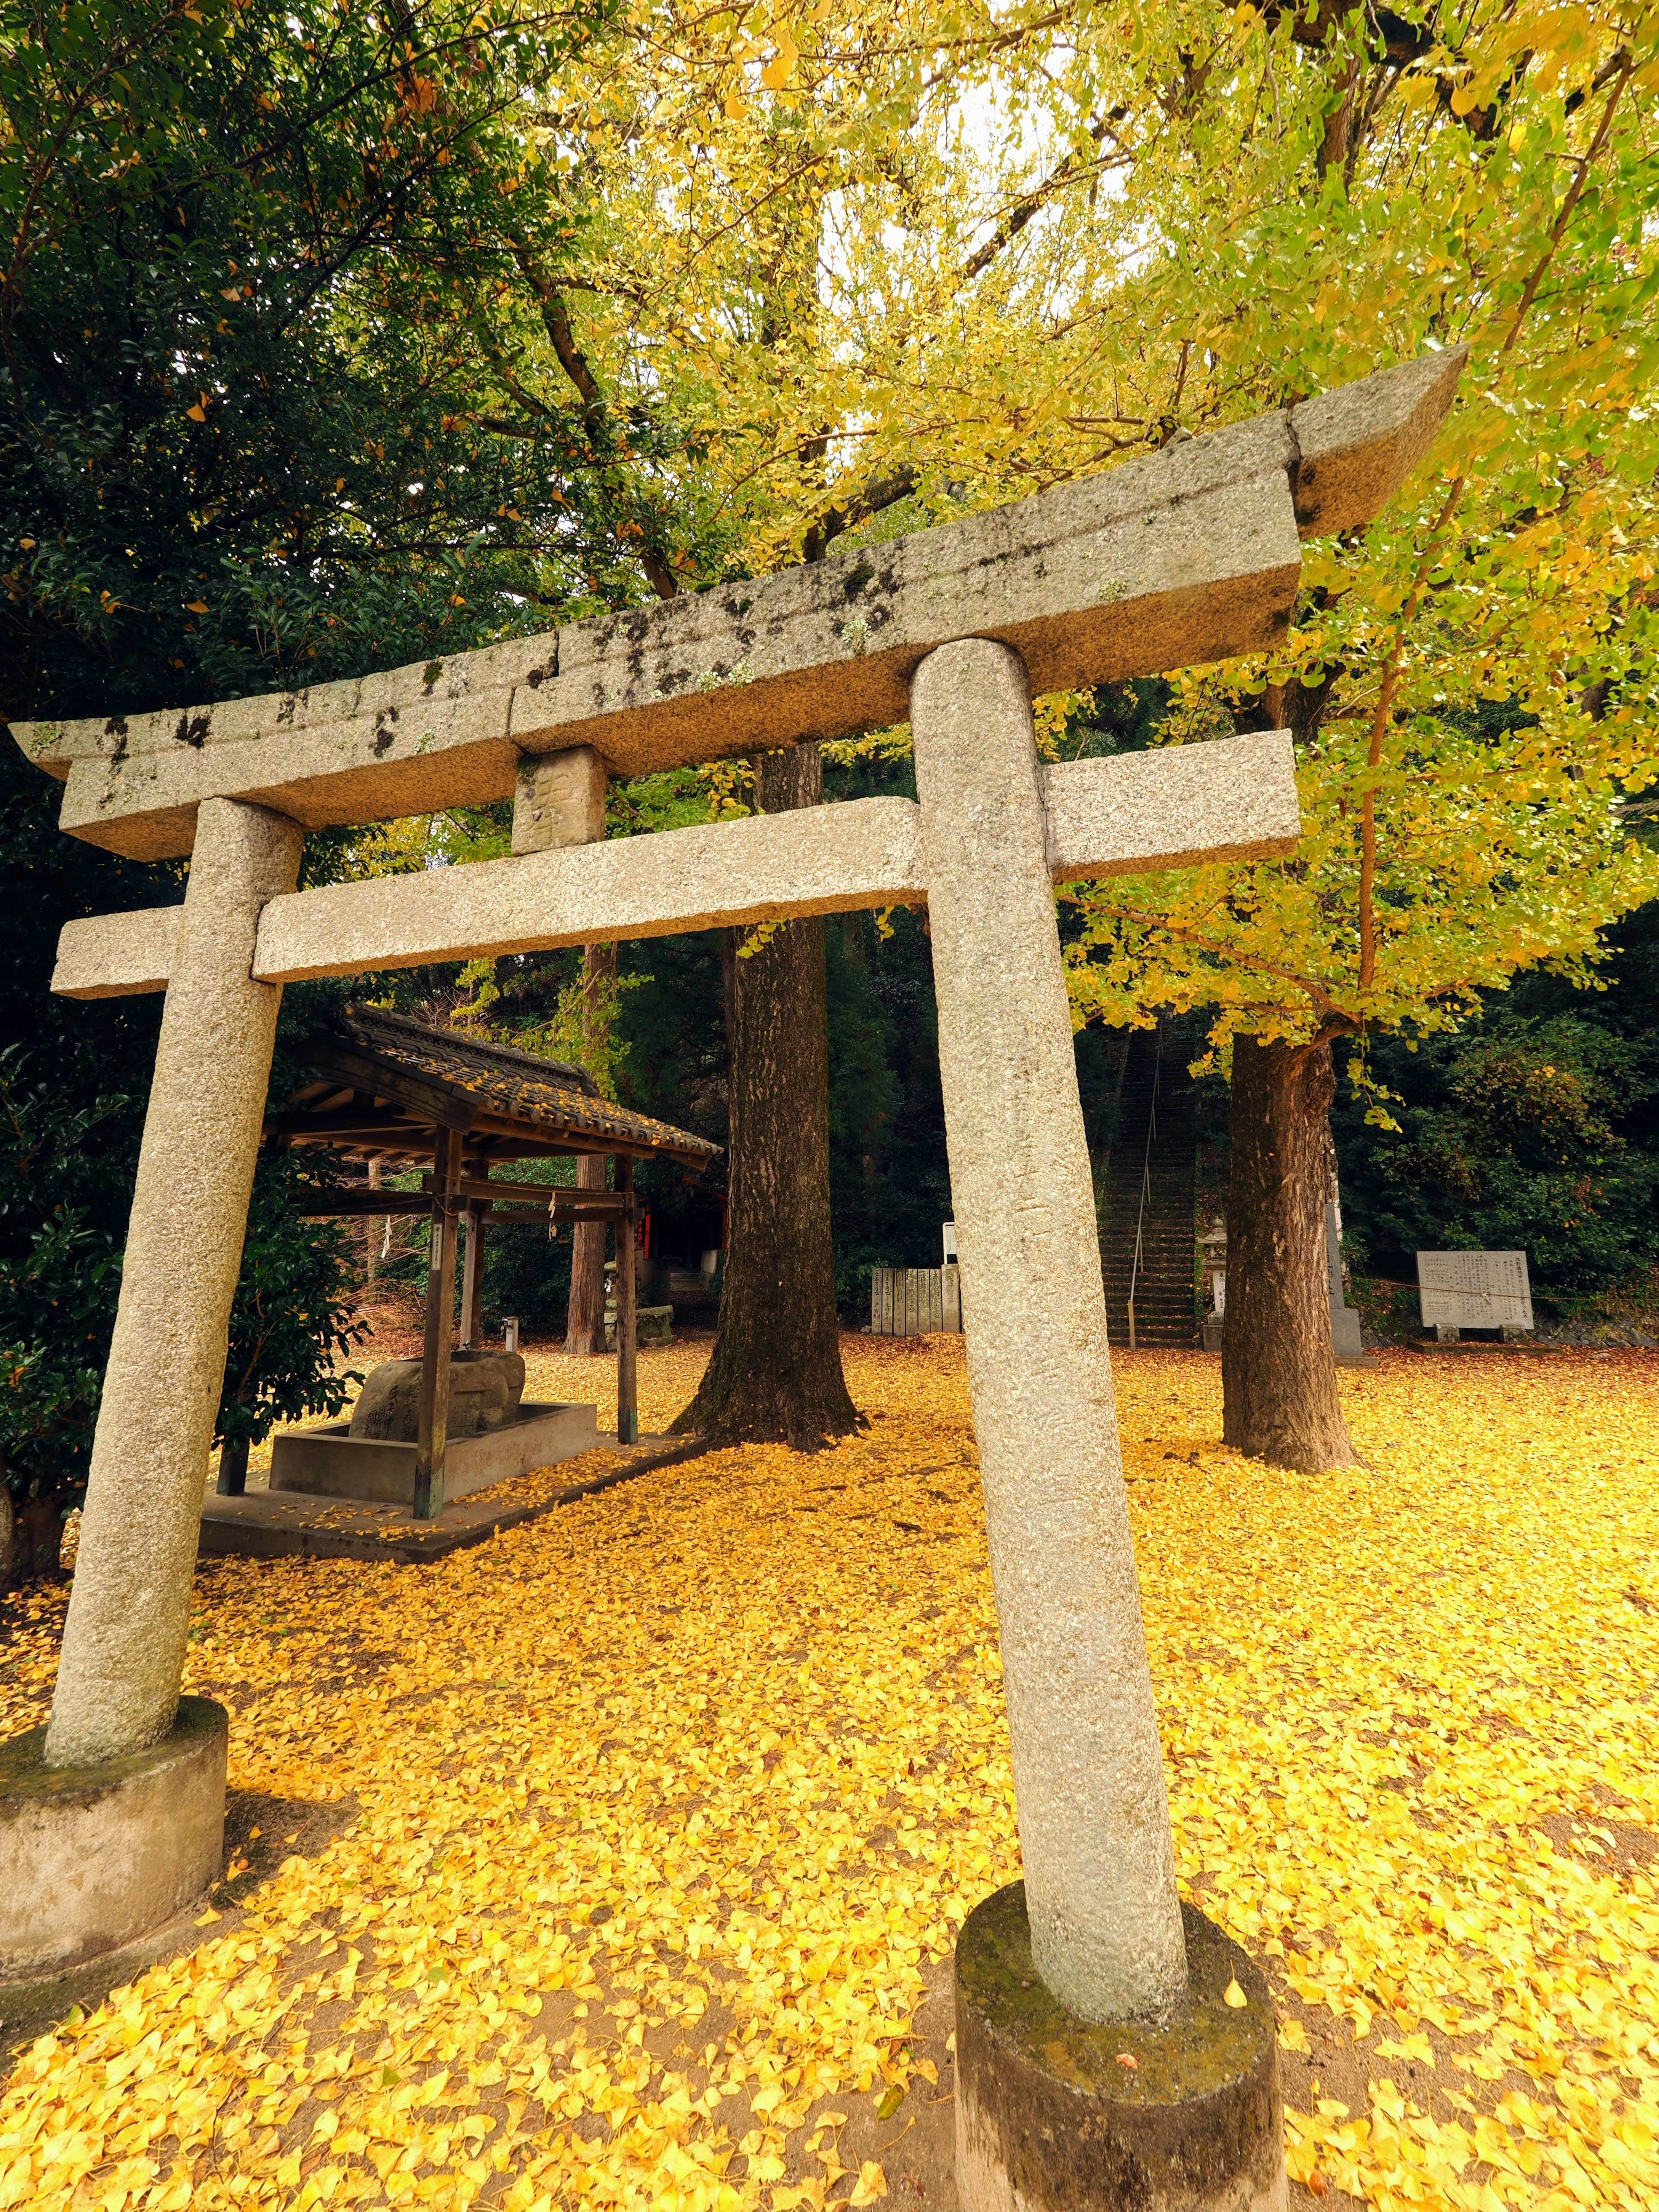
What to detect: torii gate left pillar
<box><xmin>6</xmin><ymin>349</ymin><xmax>1463</xmax><ymax>2206</ymax></box>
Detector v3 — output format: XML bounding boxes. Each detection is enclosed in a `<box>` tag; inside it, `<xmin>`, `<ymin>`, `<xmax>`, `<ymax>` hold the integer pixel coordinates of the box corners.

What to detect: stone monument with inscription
<box><xmin>1417</xmin><ymin>1249</ymin><xmax>1533</xmax><ymax>1342</ymax></box>
<box><xmin>6</xmin><ymin>346</ymin><xmax>1467</xmax><ymax>2210</ymax></box>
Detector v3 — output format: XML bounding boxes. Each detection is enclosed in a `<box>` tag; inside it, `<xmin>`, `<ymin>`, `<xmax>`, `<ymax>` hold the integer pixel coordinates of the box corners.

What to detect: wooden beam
<box><xmin>295</xmin><ymin>1189</ymin><xmax>431</xmax><ymax>1216</ymax></box>
<box><xmin>414</xmin><ymin>1129</ymin><xmax>461</xmax><ymax>1518</ymax></box>
<box><xmin>617</xmin><ymin>1157</ymin><xmax>638</xmax><ymax>1447</ymax></box>
<box><xmin>265</xmin><ymin>1106</ymin><xmax>422</xmax><ymax>1138</ymax></box>
<box><xmin>404</xmin><ymin>1173</ymin><xmax>633</xmax><ymax>1212</ymax></box>
<box><xmin>426</xmin><ymin>1174</ymin><xmax>633</xmax><ymax>1211</ymax></box>
<box><xmin>294</xmin><ymin>1194</ymin><xmax>592</xmax><ymax>1223</ymax></box>
<box><xmin>461</xmin><ymin>1203</ymin><xmax>484</xmax><ymax>1349</ymax></box>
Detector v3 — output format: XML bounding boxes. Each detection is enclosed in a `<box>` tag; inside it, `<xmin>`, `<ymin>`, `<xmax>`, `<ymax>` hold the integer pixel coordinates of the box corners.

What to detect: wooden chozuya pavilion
<box><xmin>264</xmin><ymin>1004</ymin><xmax>719</xmax><ymax>1514</ymax></box>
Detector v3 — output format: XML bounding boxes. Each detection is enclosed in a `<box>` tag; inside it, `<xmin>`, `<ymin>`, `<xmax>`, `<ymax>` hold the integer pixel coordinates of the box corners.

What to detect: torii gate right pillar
<box><xmin>912</xmin><ymin>639</ymin><xmax>1285</xmax><ymax>2212</ymax></box>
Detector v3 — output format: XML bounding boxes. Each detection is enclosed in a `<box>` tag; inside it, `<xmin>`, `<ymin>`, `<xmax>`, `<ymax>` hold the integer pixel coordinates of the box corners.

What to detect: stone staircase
<box><xmin>1098</xmin><ymin>1021</ymin><xmax>1199</xmax><ymax>1348</ymax></box>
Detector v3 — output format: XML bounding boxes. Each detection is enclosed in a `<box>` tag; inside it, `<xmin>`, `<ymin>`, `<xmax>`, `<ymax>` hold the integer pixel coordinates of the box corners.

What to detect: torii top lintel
<box><xmin>13</xmin><ymin>349</ymin><xmax>1464</xmax><ymax>862</ymax></box>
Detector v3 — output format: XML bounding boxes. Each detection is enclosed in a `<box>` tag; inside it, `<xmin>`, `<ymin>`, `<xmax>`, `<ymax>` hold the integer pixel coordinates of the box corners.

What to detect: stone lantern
<box><xmin>1200</xmin><ymin>1216</ymin><xmax>1227</xmax><ymax>1351</ymax></box>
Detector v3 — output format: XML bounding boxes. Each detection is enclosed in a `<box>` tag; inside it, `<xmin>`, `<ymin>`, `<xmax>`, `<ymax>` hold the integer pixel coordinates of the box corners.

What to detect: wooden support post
<box><xmin>460</xmin><ymin>1201</ymin><xmax>484</xmax><ymax>1349</ymax></box>
<box><xmin>617</xmin><ymin>1156</ymin><xmax>639</xmax><ymax>1446</ymax></box>
<box><xmin>215</xmin><ymin>1437</ymin><xmax>250</xmax><ymax>1497</ymax></box>
<box><xmin>414</xmin><ymin>1127</ymin><xmax>461</xmax><ymax>1519</ymax></box>
<box><xmin>366</xmin><ymin>1155</ymin><xmax>381</xmax><ymax>1281</ymax></box>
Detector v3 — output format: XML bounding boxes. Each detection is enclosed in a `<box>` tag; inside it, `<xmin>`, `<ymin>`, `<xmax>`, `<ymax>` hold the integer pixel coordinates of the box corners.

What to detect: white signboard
<box><xmin>1416</xmin><ymin>1250</ymin><xmax>1532</xmax><ymax>1332</ymax></box>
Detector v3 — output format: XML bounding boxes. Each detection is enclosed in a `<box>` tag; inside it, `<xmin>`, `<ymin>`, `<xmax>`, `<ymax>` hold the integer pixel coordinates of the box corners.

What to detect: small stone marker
<box><xmin>512</xmin><ymin>743</ymin><xmax>607</xmax><ymax>854</ymax></box>
<box><xmin>869</xmin><ymin>1267</ymin><xmax>962</xmax><ymax>1336</ymax></box>
<box><xmin>1417</xmin><ymin>1249</ymin><xmax>1533</xmax><ymax>1340</ymax></box>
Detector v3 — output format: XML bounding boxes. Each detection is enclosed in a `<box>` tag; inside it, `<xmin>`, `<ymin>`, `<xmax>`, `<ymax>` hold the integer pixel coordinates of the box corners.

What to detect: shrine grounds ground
<box><xmin>1</xmin><ymin>1337</ymin><xmax>1656</xmax><ymax>2212</ymax></box>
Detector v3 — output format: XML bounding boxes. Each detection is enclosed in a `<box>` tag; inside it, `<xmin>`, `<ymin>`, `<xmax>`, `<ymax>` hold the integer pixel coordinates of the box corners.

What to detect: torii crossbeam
<box><xmin>6</xmin><ymin>351</ymin><xmax>1463</xmax><ymax>2175</ymax></box>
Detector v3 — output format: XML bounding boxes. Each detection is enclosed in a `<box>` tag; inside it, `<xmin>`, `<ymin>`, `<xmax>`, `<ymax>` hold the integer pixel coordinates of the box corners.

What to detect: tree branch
<box><xmin>1073</xmin><ymin>897</ymin><xmax>1352</xmax><ymax>1021</ymax></box>
<box><xmin>959</xmin><ymin>114</ymin><xmax>1118</xmax><ymax>286</ymax></box>
<box><xmin>801</xmin><ymin>464</ymin><xmax>917</xmax><ymax>564</ymax></box>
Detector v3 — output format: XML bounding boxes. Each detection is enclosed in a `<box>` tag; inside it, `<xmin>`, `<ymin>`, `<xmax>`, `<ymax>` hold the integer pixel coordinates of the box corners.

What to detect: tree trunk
<box><xmin>1222</xmin><ymin>1034</ymin><xmax>1360</xmax><ymax>1471</ymax></box>
<box><xmin>0</xmin><ymin>1487</ymin><xmax>67</xmax><ymax>1589</ymax></box>
<box><xmin>673</xmin><ymin>743</ymin><xmax>860</xmax><ymax>1448</ymax></box>
<box><xmin>564</xmin><ymin>941</ymin><xmax>617</xmax><ymax>1355</ymax></box>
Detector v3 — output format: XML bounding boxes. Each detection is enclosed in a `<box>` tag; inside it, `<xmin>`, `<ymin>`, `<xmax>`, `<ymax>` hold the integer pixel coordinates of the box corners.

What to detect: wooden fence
<box><xmin>870</xmin><ymin>1266</ymin><xmax>963</xmax><ymax>1336</ymax></box>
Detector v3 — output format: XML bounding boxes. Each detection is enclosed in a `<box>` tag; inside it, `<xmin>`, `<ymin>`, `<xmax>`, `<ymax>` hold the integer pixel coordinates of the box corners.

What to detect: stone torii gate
<box><xmin>6</xmin><ymin>349</ymin><xmax>1462</xmax><ymax>2209</ymax></box>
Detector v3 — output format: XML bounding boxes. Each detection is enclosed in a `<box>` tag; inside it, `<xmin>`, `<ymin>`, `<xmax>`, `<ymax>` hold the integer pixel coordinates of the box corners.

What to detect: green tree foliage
<box><xmin>0</xmin><ymin>0</ymin><xmax>670</xmax><ymax>725</ymax></box>
<box><xmin>217</xmin><ymin>1149</ymin><xmax>366</xmax><ymax>1459</ymax></box>
<box><xmin>1348</xmin><ymin>1016</ymin><xmax>1658</xmax><ymax>1292</ymax></box>
<box><xmin>1334</xmin><ymin>905</ymin><xmax>1659</xmax><ymax>1308</ymax></box>
<box><xmin>0</xmin><ymin>1048</ymin><xmax>134</xmax><ymax>1497</ymax></box>
<box><xmin>0</xmin><ymin>0</ymin><xmax>665</xmax><ymax>1567</ymax></box>
<box><xmin>995</xmin><ymin>3</ymin><xmax>1659</xmax><ymax>1052</ymax></box>
<box><xmin>0</xmin><ymin>729</ymin><xmax>174</xmax><ymax>1568</ymax></box>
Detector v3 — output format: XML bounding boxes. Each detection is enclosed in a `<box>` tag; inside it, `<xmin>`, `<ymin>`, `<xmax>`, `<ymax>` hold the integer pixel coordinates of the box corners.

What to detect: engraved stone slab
<box><xmin>1416</xmin><ymin>1250</ymin><xmax>1533</xmax><ymax>1332</ymax></box>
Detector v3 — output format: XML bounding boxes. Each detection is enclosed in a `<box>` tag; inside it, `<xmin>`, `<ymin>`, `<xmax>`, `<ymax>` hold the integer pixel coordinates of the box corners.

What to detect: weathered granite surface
<box><xmin>13</xmin><ymin>353</ymin><xmax>1463</xmax><ymax>859</ymax></box>
<box><xmin>512</xmin><ymin>743</ymin><xmax>607</xmax><ymax>854</ymax></box>
<box><xmin>51</xmin><ymin>732</ymin><xmax>1300</xmax><ymax>998</ymax></box>
<box><xmin>1289</xmin><ymin>346</ymin><xmax>1466</xmax><ymax>539</ymax></box>
<box><xmin>50</xmin><ymin>902</ymin><xmax>182</xmax><ymax>1000</ymax></box>
<box><xmin>1042</xmin><ymin>730</ymin><xmax>1298</xmax><ymax>880</ymax></box>
<box><xmin>44</xmin><ymin>801</ymin><xmax>302</xmax><ymax>1767</ymax></box>
<box><xmin>912</xmin><ymin>637</ymin><xmax>1185</xmax><ymax>2026</ymax></box>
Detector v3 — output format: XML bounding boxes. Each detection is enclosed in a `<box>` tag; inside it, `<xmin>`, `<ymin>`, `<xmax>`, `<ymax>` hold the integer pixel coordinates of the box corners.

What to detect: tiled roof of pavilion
<box><xmin>274</xmin><ymin>1005</ymin><xmax>719</xmax><ymax>1167</ymax></box>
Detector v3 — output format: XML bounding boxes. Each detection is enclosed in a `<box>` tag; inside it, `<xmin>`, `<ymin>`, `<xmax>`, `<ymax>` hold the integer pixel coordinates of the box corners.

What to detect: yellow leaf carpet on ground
<box><xmin>0</xmin><ymin>1338</ymin><xmax>1656</xmax><ymax>2212</ymax></box>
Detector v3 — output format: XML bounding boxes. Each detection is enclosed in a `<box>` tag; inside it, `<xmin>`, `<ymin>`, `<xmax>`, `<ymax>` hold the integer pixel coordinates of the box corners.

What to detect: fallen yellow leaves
<box><xmin>0</xmin><ymin>1339</ymin><xmax>1655</xmax><ymax>2212</ymax></box>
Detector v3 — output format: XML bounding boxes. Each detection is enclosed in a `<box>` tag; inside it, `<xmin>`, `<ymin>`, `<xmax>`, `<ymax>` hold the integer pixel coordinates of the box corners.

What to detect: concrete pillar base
<box><xmin>955</xmin><ymin>1885</ymin><xmax>1286</xmax><ymax>2212</ymax></box>
<box><xmin>0</xmin><ymin>1698</ymin><xmax>227</xmax><ymax>1995</ymax></box>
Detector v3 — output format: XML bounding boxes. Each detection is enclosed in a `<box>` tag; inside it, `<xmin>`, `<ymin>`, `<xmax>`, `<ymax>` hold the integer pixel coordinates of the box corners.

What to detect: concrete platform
<box><xmin>269</xmin><ymin>1399</ymin><xmax>598</xmax><ymax>1506</ymax></box>
<box><xmin>200</xmin><ymin>1434</ymin><xmax>705</xmax><ymax>1563</ymax></box>
<box><xmin>1405</xmin><ymin>1340</ymin><xmax>1564</xmax><ymax>1356</ymax></box>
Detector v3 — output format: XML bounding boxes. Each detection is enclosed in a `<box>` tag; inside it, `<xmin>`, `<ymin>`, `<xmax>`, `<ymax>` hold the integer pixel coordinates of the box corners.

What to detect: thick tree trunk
<box><xmin>564</xmin><ymin>941</ymin><xmax>617</xmax><ymax>1355</ymax></box>
<box><xmin>673</xmin><ymin>743</ymin><xmax>860</xmax><ymax>1447</ymax></box>
<box><xmin>1222</xmin><ymin>1034</ymin><xmax>1361</xmax><ymax>1471</ymax></box>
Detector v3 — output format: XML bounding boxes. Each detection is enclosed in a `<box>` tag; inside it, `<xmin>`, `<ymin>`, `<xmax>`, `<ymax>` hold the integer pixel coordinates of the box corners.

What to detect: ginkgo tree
<box><xmin>556</xmin><ymin>0</ymin><xmax>1659</xmax><ymax>1468</ymax></box>
<box><xmin>1017</xmin><ymin>0</ymin><xmax>1659</xmax><ymax>1468</ymax></box>
<box><xmin>436</xmin><ymin>0</ymin><xmax>1658</xmax><ymax>1464</ymax></box>
<box><xmin>435</xmin><ymin>0</ymin><xmax>1081</xmax><ymax>1443</ymax></box>
<box><xmin>17</xmin><ymin>0</ymin><xmax>1653</xmax><ymax>1476</ymax></box>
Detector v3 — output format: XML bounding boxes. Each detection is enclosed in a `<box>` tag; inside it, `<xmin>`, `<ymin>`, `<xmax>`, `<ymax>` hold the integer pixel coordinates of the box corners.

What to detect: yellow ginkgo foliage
<box><xmin>0</xmin><ymin>1335</ymin><xmax>1656</xmax><ymax>2212</ymax></box>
